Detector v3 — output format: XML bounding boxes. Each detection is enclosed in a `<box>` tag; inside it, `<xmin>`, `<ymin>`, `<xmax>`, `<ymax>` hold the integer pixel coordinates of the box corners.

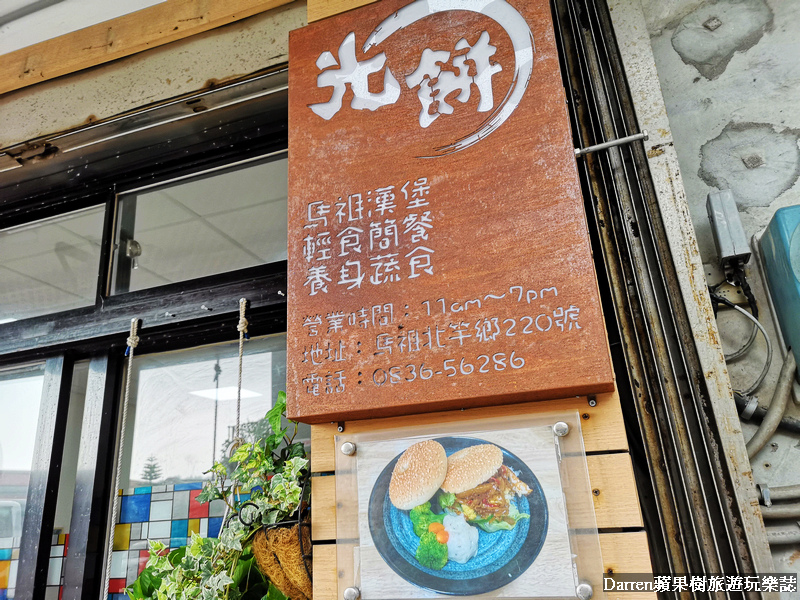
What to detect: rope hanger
<box><xmin>102</xmin><ymin>300</ymin><xmax>250</xmax><ymax>597</ymax></box>
<box><xmin>233</xmin><ymin>297</ymin><xmax>249</xmax><ymax>451</ymax></box>
<box><xmin>103</xmin><ymin>318</ymin><xmax>140</xmax><ymax>600</ymax></box>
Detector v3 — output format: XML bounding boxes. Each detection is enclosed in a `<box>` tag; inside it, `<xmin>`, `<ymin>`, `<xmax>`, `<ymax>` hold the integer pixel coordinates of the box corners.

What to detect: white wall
<box><xmin>0</xmin><ymin>1</ymin><xmax>306</xmax><ymax>149</ymax></box>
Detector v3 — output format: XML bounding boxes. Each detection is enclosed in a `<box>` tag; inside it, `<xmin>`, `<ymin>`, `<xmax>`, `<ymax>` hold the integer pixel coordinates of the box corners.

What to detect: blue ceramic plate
<box><xmin>368</xmin><ymin>437</ymin><xmax>548</xmax><ymax>595</ymax></box>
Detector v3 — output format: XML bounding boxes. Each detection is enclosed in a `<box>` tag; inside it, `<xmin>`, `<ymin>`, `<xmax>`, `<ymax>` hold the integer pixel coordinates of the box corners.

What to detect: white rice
<box><xmin>443</xmin><ymin>513</ymin><xmax>479</xmax><ymax>564</ymax></box>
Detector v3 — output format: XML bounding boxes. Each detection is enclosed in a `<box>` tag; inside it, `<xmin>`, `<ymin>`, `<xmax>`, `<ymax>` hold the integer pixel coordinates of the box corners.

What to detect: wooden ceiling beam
<box><xmin>0</xmin><ymin>0</ymin><xmax>293</xmax><ymax>97</ymax></box>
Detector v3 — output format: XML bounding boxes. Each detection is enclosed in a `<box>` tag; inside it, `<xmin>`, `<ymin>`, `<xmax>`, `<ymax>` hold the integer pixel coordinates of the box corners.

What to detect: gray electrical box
<box><xmin>707</xmin><ymin>189</ymin><xmax>751</xmax><ymax>266</ymax></box>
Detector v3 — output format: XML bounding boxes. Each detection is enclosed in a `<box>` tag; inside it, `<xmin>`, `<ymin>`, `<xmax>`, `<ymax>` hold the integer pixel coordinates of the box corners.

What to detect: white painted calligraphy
<box><xmin>310</xmin><ymin>32</ymin><xmax>401</xmax><ymax>120</ymax></box>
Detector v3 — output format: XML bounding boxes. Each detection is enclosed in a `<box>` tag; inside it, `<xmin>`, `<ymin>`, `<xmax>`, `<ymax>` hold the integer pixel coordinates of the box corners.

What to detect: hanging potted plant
<box><xmin>126</xmin><ymin>392</ymin><xmax>312</xmax><ymax>600</ymax></box>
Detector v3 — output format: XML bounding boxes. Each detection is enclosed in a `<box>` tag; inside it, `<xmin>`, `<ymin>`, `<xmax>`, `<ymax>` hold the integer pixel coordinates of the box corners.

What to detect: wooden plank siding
<box><xmin>313</xmin><ymin>533</ymin><xmax>657</xmax><ymax>600</ymax></box>
<box><xmin>307</xmin><ymin>0</ymin><xmax>379</xmax><ymax>22</ymax></box>
<box><xmin>311</xmin><ymin>390</ymin><xmax>627</xmax><ymax>473</ymax></box>
<box><xmin>309</xmin><ymin>390</ymin><xmax>656</xmax><ymax>600</ymax></box>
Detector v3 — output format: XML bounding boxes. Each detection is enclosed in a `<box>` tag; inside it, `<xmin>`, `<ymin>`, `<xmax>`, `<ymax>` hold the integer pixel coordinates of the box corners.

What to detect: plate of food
<box><xmin>368</xmin><ymin>437</ymin><xmax>548</xmax><ymax>595</ymax></box>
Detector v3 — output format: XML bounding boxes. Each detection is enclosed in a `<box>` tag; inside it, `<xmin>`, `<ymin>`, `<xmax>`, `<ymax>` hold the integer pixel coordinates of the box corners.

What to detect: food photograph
<box><xmin>353</xmin><ymin>426</ymin><xmax>577</xmax><ymax>599</ymax></box>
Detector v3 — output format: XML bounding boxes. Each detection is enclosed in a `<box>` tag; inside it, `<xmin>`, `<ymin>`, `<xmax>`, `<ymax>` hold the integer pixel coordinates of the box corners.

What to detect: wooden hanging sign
<box><xmin>286</xmin><ymin>0</ymin><xmax>614</xmax><ymax>422</ymax></box>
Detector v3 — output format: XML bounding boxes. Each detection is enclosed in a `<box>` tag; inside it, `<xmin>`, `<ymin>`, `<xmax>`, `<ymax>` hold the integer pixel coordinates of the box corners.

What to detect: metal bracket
<box><xmin>575</xmin><ymin>130</ymin><xmax>648</xmax><ymax>157</ymax></box>
<box><xmin>741</xmin><ymin>394</ymin><xmax>759</xmax><ymax>420</ymax></box>
<box><xmin>758</xmin><ymin>484</ymin><xmax>772</xmax><ymax>507</ymax></box>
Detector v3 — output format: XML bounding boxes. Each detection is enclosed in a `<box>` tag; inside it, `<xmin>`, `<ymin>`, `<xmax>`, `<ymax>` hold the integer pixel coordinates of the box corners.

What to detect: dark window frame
<box><xmin>0</xmin><ymin>68</ymin><xmax>290</xmax><ymax>600</ymax></box>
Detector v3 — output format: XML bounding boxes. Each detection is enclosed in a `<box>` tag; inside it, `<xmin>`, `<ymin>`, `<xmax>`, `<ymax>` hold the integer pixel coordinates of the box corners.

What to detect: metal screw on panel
<box><xmin>553</xmin><ymin>422</ymin><xmax>570</xmax><ymax>437</ymax></box>
<box><xmin>576</xmin><ymin>583</ymin><xmax>593</xmax><ymax>599</ymax></box>
<box><xmin>343</xmin><ymin>587</ymin><xmax>361</xmax><ymax>600</ymax></box>
<box><xmin>341</xmin><ymin>441</ymin><xmax>357</xmax><ymax>456</ymax></box>
<box><xmin>587</xmin><ymin>395</ymin><xmax>597</xmax><ymax>407</ymax></box>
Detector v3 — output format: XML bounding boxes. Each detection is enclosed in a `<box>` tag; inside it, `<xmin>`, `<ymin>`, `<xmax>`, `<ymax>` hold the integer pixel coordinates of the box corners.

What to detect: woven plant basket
<box><xmin>239</xmin><ymin>474</ymin><xmax>312</xmax><ymax>599</ymax></box>
<box><xmin>252</xmin><ymin>527</ymin><xmax>311</xmax><ymax>600</ymax></box>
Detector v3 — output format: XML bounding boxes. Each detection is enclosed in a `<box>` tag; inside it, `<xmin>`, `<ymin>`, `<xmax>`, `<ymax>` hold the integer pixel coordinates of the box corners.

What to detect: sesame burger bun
<box><xmin>441</xmin><ymin>444</ymin><xmax>503</xmax><ymax>494</ymax></box>
<box><xmin>389</xmin><ymin>440</ymin><xmax>448</xmax><ymax>510</ymax></box>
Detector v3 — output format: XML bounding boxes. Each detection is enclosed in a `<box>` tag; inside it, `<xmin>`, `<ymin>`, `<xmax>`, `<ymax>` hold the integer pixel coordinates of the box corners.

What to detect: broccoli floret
<box><xmin>409</xmin><ymin>502</ymin><xmax>444</xmax><ymax>537</ymax></box>
<box><xmin>415</xmin><ymin>532</ymin><xmax>448</xmax><ymax>570</ymax></box>
<box><xmin>438</xmin><ymin>492</ymin><xmax>456</xmax><ymax>510</ymax></box>
<box><xmin>409</xmin><ymin>502</ymin><xmax>431</xmax><ymax>523</ymax></box>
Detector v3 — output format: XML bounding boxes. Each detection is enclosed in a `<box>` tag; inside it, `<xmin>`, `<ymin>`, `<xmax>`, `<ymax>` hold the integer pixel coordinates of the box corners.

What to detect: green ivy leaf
<box><xmin>125</xmin><ymin>566</ymin><xmax>162</xmax><ymax>599</ymax></box>
<box><xmin>266</xmin><ymin>397</ymin><xmax>284</xmax><ymax>436</ymax></box>
<box><xmin>264</xmin><ymin>582</ymin><xmax>290</xmax><ymax>600</ymax></box>
<box><xmin>168</xmin><ymin>546</ymin><xmax>186</xmax><ymax>566</ymax></box>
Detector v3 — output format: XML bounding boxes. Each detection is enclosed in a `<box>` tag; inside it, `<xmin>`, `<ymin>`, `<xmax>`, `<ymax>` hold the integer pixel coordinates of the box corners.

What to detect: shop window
<box><xmin>45</xmin><ymin>361</ymin><xmax>90</xmax><ymax>599</ymax></box>
<box><xmin>0</xmin><ymin>206</ymin><xmax>105</xmax><ymax>322</ymax></box>
<box><xmin>0</xmin><ymin>363</ymin><xmax>46</xmax><ymax>599</ymax></box>
<box><xmin>108</xmin><ymin>335</ymin><xmax>301</xmax><ymax>595</ymax></box>
<box><xmin>111</xmin><ymin>155</ymin><xmax>288</xmax><ymax>295</ymax></box>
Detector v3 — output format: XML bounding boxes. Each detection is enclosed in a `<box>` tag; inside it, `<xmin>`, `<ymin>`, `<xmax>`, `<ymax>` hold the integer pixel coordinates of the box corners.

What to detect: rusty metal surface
<box><xmin>286</xmin><ymin>0</ymin><xmax>613</xmax><ymax>422</ymax></box>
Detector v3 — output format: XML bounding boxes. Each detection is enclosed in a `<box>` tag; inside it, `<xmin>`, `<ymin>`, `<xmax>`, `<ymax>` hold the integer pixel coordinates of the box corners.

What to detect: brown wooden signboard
<box><xmin>287</xmin><ymin>0</ymin><xmax>614</xmax><ymax>423</ymax></box>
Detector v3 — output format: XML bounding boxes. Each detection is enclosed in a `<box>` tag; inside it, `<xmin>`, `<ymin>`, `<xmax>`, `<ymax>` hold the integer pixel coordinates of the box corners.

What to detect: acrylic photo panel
<box><xmin>335</xmin><ymin>412</ymin><xmax>604</xmax><ymax>599</ymax></box>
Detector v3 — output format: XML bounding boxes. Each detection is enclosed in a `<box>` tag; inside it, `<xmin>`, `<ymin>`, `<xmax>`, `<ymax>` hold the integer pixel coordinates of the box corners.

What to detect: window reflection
<box><xmin>0</xmin><ymin>207</ymin><xmax>104</xmax><ymax>322</ymax></box>
<box><xmin>0</xmin><ymin>364</ymin><xmax>45</xmax><ymax>599</ymax></box>
<box><xmin>112</xmin><ymin>155</ymin><xmax>288</xmax><ymax>295</ymax></box>
<box><xmin>119</xmin><ymin>334</ymin><xmax>294</xmax><ymax>488</ymax></box>
<box><xmin>108</xmin><ymin>335</ymin><xmax>297</xmax><ymax>592</ymax></box>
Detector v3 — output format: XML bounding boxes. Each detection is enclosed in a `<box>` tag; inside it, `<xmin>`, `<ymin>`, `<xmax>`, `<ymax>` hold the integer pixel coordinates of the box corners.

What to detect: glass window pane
<box><xmin>108</xmin><ymin>334</ymin><xmax>299</xmax><ymax>587</ymax></box>
<box><xmin>0</xmin><ymin>362</ymin><xmax>45</xmax><ymax>594</ymax></box>
<box><xmin>47</xmin><ymin>360</ymin><xmax>89</xmax><ymax>596</ymax></box>
<box><xmin>0</xmin><ymin>206</ymin><xmax>105</xmax><ymax>322</ymax></box>
<box><xmin>111</xmin><ymin>155</ymin><xmax>288</xmax><ymax>294</ymax></box>
<box><xmin>119</xmin><ymin>334</ymin><xmax>294</xmax><ymax>488</ymax></box>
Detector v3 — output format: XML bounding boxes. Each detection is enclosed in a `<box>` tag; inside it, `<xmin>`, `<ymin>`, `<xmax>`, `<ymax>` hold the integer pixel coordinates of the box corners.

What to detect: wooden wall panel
<box><xmin>307</xmin><ymin>0</ymin><xmax>379</xmax><ymax>22</ymax></box>
<box><xmin>308</xmin><ymin>378</ymin><xmax>652</xmax><ymax>597</ymax></box>
<box><xmin>312</xmin><ymin>533</ymin><xmax>657</xmax><ymax>600</ymax></box>
<box><xmin>310</xmin><ymin>390</ymin><xmax>625</xmax><ymax>472</ymax></box>
<box><xmin>600</xmin><ymin>532</ymin><xmax>658</xmax><ymax>600</ymax></box>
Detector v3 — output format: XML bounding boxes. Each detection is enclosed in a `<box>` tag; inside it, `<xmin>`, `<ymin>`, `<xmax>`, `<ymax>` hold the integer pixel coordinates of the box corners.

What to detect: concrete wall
<box><xmin>642</xmin><ymin>0</ymin><xmax>800</xmax><ymax>259</ymax></box>
<box><xmin>0</xmin><ymin>1</ymin><xmax>306</xmax><ymax>149</ymax></box>
<box><xmin>626</xmin><ymin>0</ymin><xmax>800</xmax><ymax>585</ymax></box>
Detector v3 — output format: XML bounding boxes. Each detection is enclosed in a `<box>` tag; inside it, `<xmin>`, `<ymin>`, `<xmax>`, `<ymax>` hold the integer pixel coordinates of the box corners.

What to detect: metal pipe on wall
<box><xmin>765</xmin><ymin>524</ymin><xmax>800</xmax><ymax>545</ymax></box>
<box><xmin>747</xmin><ymin>352</ymin><xmax>797</xmax><ymax>458</ymax></box>
<box><xmin>761</xmin><ymin>503</ymin><xmax>800</xmax><ymax>521</ymax></box>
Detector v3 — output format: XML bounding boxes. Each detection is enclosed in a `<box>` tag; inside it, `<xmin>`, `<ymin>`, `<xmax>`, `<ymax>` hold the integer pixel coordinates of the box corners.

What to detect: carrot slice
<box><xmin>428</xmin><ymin>522</ymin><xmax>445</xmax><ymax>534</ymax></box>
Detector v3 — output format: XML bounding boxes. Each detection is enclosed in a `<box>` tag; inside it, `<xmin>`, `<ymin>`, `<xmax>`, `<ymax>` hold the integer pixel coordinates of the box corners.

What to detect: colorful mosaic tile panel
<box><xmin>0</xmin><ymin>532</ymin><xmax>69</xmax><ymax>599</ymax></box>
<box><xmin>0</xmin><ymin>532</ymin><xmax>68</xmax><ymax>600</ymax></box>
<box><xmin>45</xmin><ymin>532</ymin><xmax>68</xmax><ymax>597</ymax></box>
<box><xmin>0</xmin><ymin>561</ymin><xmax>9</xmax><ymax>588</ymax></box>
<box><xmin>0</xmin><ymin>484</ymin><xmax>225</xmax><ymax>600</ymax></box>
<box><xmin>104</xmin><ymin>482</ymin><xmax>228</xmax><ymax>599</ymax></box>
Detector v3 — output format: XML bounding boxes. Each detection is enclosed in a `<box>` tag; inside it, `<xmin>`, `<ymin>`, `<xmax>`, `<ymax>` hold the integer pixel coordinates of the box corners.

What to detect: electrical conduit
<box><xmin>747</xmin><ymin>351</ymin><xmax>797</xmax><ymax>459</ymax></box>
